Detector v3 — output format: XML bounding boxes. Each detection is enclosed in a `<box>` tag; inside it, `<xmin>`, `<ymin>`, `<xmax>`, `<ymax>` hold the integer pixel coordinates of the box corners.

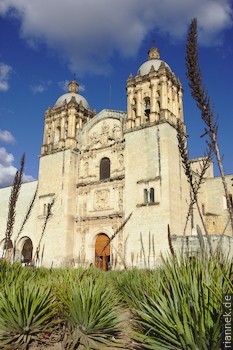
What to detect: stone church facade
<box><xmin>0</xmin><ymin>48</ymin><xmax>232</xmax><ymax>269</ymax></box>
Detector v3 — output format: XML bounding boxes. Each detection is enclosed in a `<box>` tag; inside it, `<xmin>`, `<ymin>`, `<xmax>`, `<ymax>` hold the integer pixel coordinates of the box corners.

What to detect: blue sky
<box><xmin>0</xmin><ymin>0</ymin><xmax>232</xmax><ymax>187</ymax></box>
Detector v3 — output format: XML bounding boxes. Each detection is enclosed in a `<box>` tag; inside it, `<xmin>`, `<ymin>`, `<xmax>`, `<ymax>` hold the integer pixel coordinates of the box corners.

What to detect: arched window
<box><xmin>100</xmin><ymin>158</ymin><xmax>110</xmax><ymax>180</ymax></box>
<box><xmin>144</xmin><ymin>98</ymin><xmax>150</xmax><ymax>119</ymax></box>
<box><xmin>144</xmin><ymin>189</ymin><xmax>148</xmax><ymax>205</ymax></box>
<box><xmin>54</xmin><ymin>126</ymin><xmax>60</xmax><ymax>145</ymax></box>
<box><xmin>150</xmin><ymin>188</ymin><xmax>155</xmax><ymax>203</ymax></box>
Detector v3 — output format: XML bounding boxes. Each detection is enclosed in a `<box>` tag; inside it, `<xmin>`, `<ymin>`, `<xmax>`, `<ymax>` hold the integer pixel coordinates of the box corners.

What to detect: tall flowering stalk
<box><xmin>186</xmin><ymin>18</ymin><xmax>233</xmax><ymax>234</ymax></box>
<box><xmin>4</xmin><ymin>154</ymin><xmax>25</xmax><ymax>253</ymax></box>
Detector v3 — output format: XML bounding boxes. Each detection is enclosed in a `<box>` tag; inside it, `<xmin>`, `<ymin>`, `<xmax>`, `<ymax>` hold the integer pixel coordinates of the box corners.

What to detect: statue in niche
<box><xmin>118</xmin><ymin>242</ymin><xmax>123</xmax><ymax>255</ymax></box>
<box><xmin>112</xmin><ymin>124</ymin><xmax>121</xmax><ymax>139</ymax></box>
<box><xmin>118</xmin><ymin>154</ymin><xmax>124</xmax><ymax>170</ymax></box>
<box><xmin>95</xmin><ymin>190</ymin><xmax>109</xmax><ymax>210</ymax></box>
<box><xmin>83</xmin><ymin>202</ymin><xmax>87</xmax><ymax>215</ymax></box>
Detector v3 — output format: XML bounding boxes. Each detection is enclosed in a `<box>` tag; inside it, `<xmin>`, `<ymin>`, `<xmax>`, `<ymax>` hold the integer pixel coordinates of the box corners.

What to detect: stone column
<box><xmin>43</xmin><ymin>122</ymin><xmax>48</xmax><ymax>145</ymax></box>
<box><xmin>68</xmin><ymin>110</ymin><xmax>76</xmax><ymax>138</ymax></box>
<box><xmin>59</xmin><ymin>113</ymin><xmax>66</xmax><ymax>148</ymax></box>
<box><xmin>50</xmin><ymin>121</ymin><xmax>55</xmax><ymax>144</ymax></box>
<box><xmin>167</xmin><ymin>80</ymin><xmax>172</xmax><ymax>113</ymax></box>
<box><xmin>173</xmin><ymin>86</ymin><xmax>178</xmax><ymax>118</ymax></box>
<box><xmin>60</xmin><ymin>112</ymin><xmax>66</xmax><ymax>140</ymax></box>
<box><xmin>70</xmin><ymin>113</ymin><xmax>76</xmax><ymax>139</ymax></box>
<box><xmin>127</xmin><ymin>89</ymin><xmax>133</xmax><ymax>123</ymax></box>
<box><xmin>160</xmin><ymin>76</ymin><xmax>168</xmax><ymax>118</ymax></box>
<box><xmin>178</xmin><ymin>89</ymin><xmax>184</xmax><ymax>121</ymax></box>
<box><xmin>150</xmin><ymin>81</ymin><xmax>156</xmax><ymax>113</ymax></box>
<box><xmin>78</xmin><ymin>112</ymin><xmax>83</xmax><ymax>129</ymax></box>
<box><xmin>150</xmin><ymin>81</ymin><xmax>157</xmax><ymax>122</ymax></box>
<box><xmin>136</xmin><ymin>88</ymin><xmax>142</xmax><ymax>126</ymax></box>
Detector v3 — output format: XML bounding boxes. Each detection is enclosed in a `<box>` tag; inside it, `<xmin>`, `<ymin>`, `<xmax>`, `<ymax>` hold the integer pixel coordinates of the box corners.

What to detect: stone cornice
<box><xmin>75</xmin><ymin>211</ymin><xmax>124</xmax><ymax>222</ymax></box>
<box><xmin>77</xmin><ymin>175</ymin><xmax>125</xmax><ymax>188</ymax></box>
<box><xmin>124</xmin><ymin>117</ymin><xmax>179</xmax><ymax>134</ymax></box>
<box><xmin>137</xmin><ymin>176</ymin><xmax>161</xmax><ymax>184</ymax></box>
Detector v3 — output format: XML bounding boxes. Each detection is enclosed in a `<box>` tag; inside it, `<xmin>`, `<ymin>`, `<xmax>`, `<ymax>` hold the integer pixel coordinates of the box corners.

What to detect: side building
<box><xmin>0</xmin><ymin>47</ymin><xmax>232</xmax><ymax>268</ymax></box>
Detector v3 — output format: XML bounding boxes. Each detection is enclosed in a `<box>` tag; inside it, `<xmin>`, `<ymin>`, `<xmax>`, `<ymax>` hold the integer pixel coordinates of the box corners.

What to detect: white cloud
<box><xmin>31</xmin><ymin>84</ymin><xmax>46</xmax><ymax>94</ymax></box>
<box><xmin>22</xmin><ymin>173</ymin><xmax>34</xmax><ymax>183</ymax></box>
<box><xmin>0</xmin><ymin>0</ymin><xmax>232</xmax><ymax>74</ymax></box>
<box><xmin>0</xmin><ymin>148</ymin><xmax>14</xmax><ymax>167</ymax></box>
<box><xmin>31</xmin><ymin>80</ymin><xmax>52</xmax><ymax>94</ymax></box>
<box><xmin>58</xmin><ymin>80</ymin><xmax>69</xmax><ymax>92</ymax></box>
<box><xmin>0</xmin><ymin>130</ymin><xmax>15</xmax><ymax>144</ymax></box>
<box><xmin>79</xmin><ymin>84</ymin><xmax>85</xmax><ymax>92</ymax></box>
<box><xmin>0</xmin><ymin>147</ymin><xmax>34</xmax><ymax>187</ymax></box>
<box><xmin>0</xmin><ymin>164</ymin><xmax>18</xmax><ymax>187</ymax></box>
<box><xmin>0</xmin><ymin>63</ymin><xmax>13</xmax><ymax>91</ymax></box>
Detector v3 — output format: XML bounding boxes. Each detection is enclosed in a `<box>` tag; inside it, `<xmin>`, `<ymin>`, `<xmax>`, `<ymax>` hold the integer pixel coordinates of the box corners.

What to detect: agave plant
<box><xmin>0</xmin><ymin>279</ymin><xmax>59</xmax><ymax>350</ymax></box>
<box><xmin>133</xmin><ymin>253</ymin><xmax>232</xmax><ymax>350</ymax></box>
<box><xmin>0</xmin><ymin>260</ymin><xmax>30</xmax><ymax>290</ymax></box>
<box><xmin>113</xmin><ymin>268</ymin><xmax>163</xmax><ymax>311</ymax></box>
<box><xmin>60</xmin><ymin>276</ymin><xmax>123</xmax><ymax>349</ymax></box>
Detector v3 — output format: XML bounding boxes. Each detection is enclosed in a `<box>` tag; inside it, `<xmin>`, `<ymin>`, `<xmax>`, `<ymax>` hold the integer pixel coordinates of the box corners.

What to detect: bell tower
<box><xmin>124</xmin><ymin>48</ymin><xmax>188</xmax><ymax>264</ymax></box>
<box><xmin>37</xmin><ymin>80</ymin><xmax>94</xmax><ymax>267</ymax></box>
<box><xmin>41</xmin><ymin>80</ymin><xmax>94</xmax><ymax>156</ymax></box>
<box><xmin>126</xmin><ymin>47</ymin><xmax>184</xmax><ymax>130</ymax></box>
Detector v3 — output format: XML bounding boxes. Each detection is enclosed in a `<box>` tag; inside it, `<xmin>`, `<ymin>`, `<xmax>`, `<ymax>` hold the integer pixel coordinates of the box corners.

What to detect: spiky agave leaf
<box><xmin>0</xmin><ymin>279</ymin><xmax>59</xmax><ymax>349</ymax></box>
<box><xmin>61</xmin><ymin>277</ymin><xmax>123</xmax><ymax>349</ymax></box>
<box><xmin>0</xmin><ymin>261</ymin><xmax>34</xmax><ymax>291</ymax></box>
<box><xmin>134</xmin><ymin>254</ymin><xmax>230</xmax><ymax>349</ymax></box>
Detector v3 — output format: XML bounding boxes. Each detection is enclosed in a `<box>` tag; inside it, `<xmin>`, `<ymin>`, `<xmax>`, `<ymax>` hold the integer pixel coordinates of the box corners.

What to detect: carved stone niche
<box><xmin>94</xmin><ymin>189</ymin><xmax>110</xmax><ymax>210</ymax></box>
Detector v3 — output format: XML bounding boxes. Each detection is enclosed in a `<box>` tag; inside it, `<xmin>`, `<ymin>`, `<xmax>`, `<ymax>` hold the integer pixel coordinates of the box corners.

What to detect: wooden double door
<box><xmin>95</xmin><ymin>234</ymin><xmax>110</xmax><ymax>271</ymax></box>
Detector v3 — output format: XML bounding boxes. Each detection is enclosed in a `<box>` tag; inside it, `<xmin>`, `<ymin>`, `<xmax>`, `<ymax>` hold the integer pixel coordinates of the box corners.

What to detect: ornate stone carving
<box><xmin>95</xmin><ymin>189</ymin><xmax>110</xmax><ymax>210</ymax></box>
<box><xmin>80</xmin><ymin>150</ymin><xmax>94</xmax><ymax>160</ymax></box>
<box><xmin>89</xmin><ymin>121</ymin><xmax>123</xmax><ymax>149</ymax></box>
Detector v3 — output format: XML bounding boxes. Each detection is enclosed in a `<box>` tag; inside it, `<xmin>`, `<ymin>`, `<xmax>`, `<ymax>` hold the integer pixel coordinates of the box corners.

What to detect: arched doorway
<box><xmin>95</xmin><ymin>234</ymin><xmax>110</xmax><ymax>271</ymax></box>
<box><xmin>19</xmin><ymin>237</ymin><xmax>33</xmax><ymax>264</ymax></box>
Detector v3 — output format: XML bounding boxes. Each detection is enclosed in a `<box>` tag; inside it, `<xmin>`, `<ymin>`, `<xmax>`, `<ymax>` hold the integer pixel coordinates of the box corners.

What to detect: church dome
<box><xmin>54</xmin><ymin>80</ymin><xmax>89</xmax><ymax>109</ymax></box>
<box><xmin>137</xmin><ymin>47</ymin><xmax>171</xmax><ymax>76</ymax></box>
